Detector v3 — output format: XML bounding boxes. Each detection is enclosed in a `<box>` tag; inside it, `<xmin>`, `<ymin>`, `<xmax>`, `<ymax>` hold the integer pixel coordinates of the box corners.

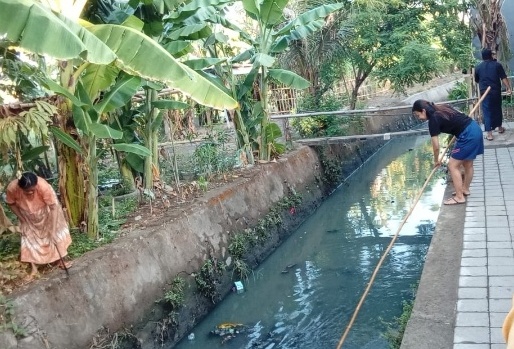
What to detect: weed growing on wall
<box><xmin>164</xmin><ymin>277</ymin><xmax>186</xmax><ymax>311</ymax></box>
<box><xmin>0</xmin><ymin>294</ymin><xmax>26</xmax><ymax>338</ymax></box>
<box><xmin>232</xmin><ymin>258</ymin><xmax>251</xmax><ymax>281</ymax></box>
<box><xmin>194</xmin><ymin>258</ymin><xmax>226</xmax><ymax>303</ymax></box>
<box><xmin>316</xmin><ymin>148</ymin><xmax>342</xmax><ymax>186</ymax></box>
<box><xmin>227</xmin><ymin>192</ymin><xmax>302</xmax><ymax>281</ymax></box>
<box><xmin>382</xmin><ymin>299</ymin><xmax>414</xmax><ymax>349</ymax></box>
<box><xmin>382</xmin><ymin>283</ymin><xmax>418</xmax><ymax>349</ymax></box>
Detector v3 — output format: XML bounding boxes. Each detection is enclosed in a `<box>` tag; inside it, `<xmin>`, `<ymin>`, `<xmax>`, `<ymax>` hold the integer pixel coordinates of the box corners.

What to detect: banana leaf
<box><xmin>274</xmin><ymin>4</ymin><xmax>344</xmax><ymax>35</ymax></box>
<box><xmin>268</xmin><ymin>69</ymin><xmax>310</xmax><ymax>89</ymax></box>
<box><xmin>111</xmin><ymin>143</ymin><xmax>151</xmax><ymax>157</ymax></box>
<box><xmin>0</xmin><ymin>0</ymin><xmax>85</xmax><ymax>60</ymax></box>
<box><xmin>167</xmin><ymin>23</ymin><xmax>212</xmax><ymax>40</ymax></box>
<box><xmin>89</xmin><ymin>123</ymin><xmax>123</xmax><ymax>139</ymax></box>
<box><xmin>184</xmin><ymin>58</ymin><xmax>226</xmax><ymax>70</ymax></box>
<box><xmin>152</xmin><ymin>100</ymin><xmax>190</xmax><ymax>109</ymax></box>
<box><xmin>0</xmin><ymin>0</ymin><xmax>116</xmax><ymax>64</ymax></box>
<box><xmin>50</xmin><ymin>126</ymin><xmax>83</xmax><ymax>154</ymax></box>
<box><xmin>82</xmin><ymin>64</ymin><xmax>121</xmax><ymax>100</ymax></box>
<box><xmin>95</xmin><ymin>74</ymin><xmax>142</xmax><ymax>114</ymax></box>
<box><xmin>21</xmin><ymin>146</ymin><xmax>50</xmax><ymax>161</ymax></box>
<box><xmin>88</xmin><ymin>24</ymin><xmax>237</xmax><ymax>110</ymax></box>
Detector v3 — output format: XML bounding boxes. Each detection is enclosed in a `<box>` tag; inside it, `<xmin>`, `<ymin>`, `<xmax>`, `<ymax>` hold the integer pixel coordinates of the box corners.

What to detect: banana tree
<box><xmin>471</xmin><ymin>0</ymin><xmax>511</xmax><ymax>62</ymax></box>
<box><xmin>0</xmin><ymin>0</ymin><xmax>237</xmax><ymax>238</ymax></box>
<box><xmin>160</xmin><ymin>0</ymin><xmax>332</xmax><ymax>160</ymax></box>
<box><xmin>239</xmin><ymin>0</ymin><xmax>343</xmax><ymax>159</ymax></box>
<box><xmin>161</xmin><ymin>0</ymin><xmax>257</xmax><ymax>163</ymax></box>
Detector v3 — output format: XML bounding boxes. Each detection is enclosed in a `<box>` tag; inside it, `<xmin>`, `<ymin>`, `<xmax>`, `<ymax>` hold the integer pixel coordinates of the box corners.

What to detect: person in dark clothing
<box><xmin>412</xmin><ymin>100</ymin><xmax>484</xmax><ymax>205</ymax></box>
<box><xmin>474</xmin><ymin>48</ymin><xmax>512</xmax><ymax>141</ymax></box>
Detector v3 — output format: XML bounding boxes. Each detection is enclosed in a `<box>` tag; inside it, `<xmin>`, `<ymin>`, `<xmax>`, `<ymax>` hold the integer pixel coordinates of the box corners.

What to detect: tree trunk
<box><xmin>232</xmin><ymin>109</ymin><xmax>254</xmax><ymax>165</ymax></box>
<box><xmin>86</xmin><ymin>135</ymin><xmax>99</xmax><ymax>239</ymax></box>
<box><xmin>55</xmin><ymin>63</ymin><xmax>87</xmax><ymax>230</ymax></box>
<box><xmin>119</xmin><ymin>157</ymin><xmax>136</xmax><ymax>191</ymax></box>
<box><xmin>57</xmin><ymin>144</ymin><xmax>86</xmax><ymax>228</ymax></box>
<box><xmin>349</xmin><ymin>81</ymin><xmax>362</xmax><ymax>110</ymax></box>
<box><xmin>259</xmin><ymin>66</ymin><xmax>269</xmax><ymax>161</ymax></box>
<box><xmin>0</xmin><ymin>204</ymin><xmax>14</xmax><ymax>235</ymax></box>
<box><xmin>144</xmin><ymin>88</ymin><xmax>159</xmax><ymax>189</ymax></box>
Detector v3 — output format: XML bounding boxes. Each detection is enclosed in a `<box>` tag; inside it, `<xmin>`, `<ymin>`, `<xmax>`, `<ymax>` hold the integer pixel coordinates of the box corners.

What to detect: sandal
<box><xmin>452</xmin><ymin>191</ymin><xmax>470</xmax><ymax>196</ymax></box>
<box><xmin>444</xmin><ymin>197</ymin><xmax>465</xmax><ymax>205</ymax></box>
<box><xmin>485</xmin><ymin>135</ymin><xmax>494</xmax><ymax>141</ymax></box>
<box><xmin>498</xmin><ymin>126</ymin><xmax>506</xmax><ymax>133</ymax></box>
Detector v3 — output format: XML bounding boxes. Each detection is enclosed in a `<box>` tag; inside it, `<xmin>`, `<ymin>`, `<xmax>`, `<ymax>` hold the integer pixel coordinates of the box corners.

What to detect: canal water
<box><xmin>174</xmin><ymin>136</ymin><xmax>446</xmax><ymax>349</ymax></box>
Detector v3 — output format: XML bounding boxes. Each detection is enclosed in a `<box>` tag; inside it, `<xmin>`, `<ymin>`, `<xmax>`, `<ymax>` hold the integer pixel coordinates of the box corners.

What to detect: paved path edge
<box><xmin>401</xmin><ymin>185</ymin><xmax>464</xmax><ymax>349</ymax></box>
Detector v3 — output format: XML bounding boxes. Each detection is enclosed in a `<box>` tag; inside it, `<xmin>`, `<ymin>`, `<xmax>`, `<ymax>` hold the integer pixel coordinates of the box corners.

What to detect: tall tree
<box><xmin>239</xmin><ymin>0</ymin><xmax>343</xmax><ymax>159</ymax></box>
<box><xmin>340</xmin><ymin>0</ymin><xmax>473</xmax><ymax>109</ymax></box>
<box><xmin>470</xmin><ymin>0</ymin><xmax>511</xmax><ymax>63</ymax></box>
<box><xmin>278</xmin><ymin>0</ymin><xmax>352</xmax><ymax>103</ymax></box>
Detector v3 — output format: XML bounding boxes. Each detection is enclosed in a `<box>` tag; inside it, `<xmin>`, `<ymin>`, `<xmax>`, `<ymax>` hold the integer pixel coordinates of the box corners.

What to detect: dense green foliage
<box><xmin>448</xmin><ymin>81</ymin><xmax>470</xmax><ymax>101</ymax></box>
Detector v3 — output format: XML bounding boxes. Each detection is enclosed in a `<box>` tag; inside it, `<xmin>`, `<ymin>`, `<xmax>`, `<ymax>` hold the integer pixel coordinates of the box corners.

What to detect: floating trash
<box><xmin>210</xmin><ymin>322</ymin><xmax>247</xmax><ymax>343</ymax></box>
<box><xmin>234</xmin><ymin>281</ymin><xmax>244</xmax><ymax>294</ymax></box>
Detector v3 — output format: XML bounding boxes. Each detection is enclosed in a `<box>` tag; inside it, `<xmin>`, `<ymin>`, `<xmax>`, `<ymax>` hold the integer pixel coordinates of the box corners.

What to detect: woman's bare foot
<box><xmin>23</xmin><ymin>263</ymin><xmax>38</xmax><ymax>281</ymax></box>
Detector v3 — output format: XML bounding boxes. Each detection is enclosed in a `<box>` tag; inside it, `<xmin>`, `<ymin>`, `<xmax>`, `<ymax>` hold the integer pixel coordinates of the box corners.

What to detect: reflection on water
<box><xmin>174</xmin><ymin>136</ymin><xmax>445</xmax><ymax>349</ymax></box>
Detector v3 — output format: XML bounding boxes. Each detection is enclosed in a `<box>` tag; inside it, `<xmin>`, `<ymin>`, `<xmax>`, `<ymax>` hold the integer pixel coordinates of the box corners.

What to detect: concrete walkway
<box><xmin>402</xmin><ymin>122</ymin><xmax>514</xmax><ymax>349</ymax></box>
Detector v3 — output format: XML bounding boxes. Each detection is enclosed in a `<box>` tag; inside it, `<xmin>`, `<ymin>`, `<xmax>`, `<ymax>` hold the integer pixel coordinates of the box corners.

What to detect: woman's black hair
<box><xmin>412</xmin><ymin>99</ymin><xmax>462</xmax><ymax>120</ymax></box>
<box><xmin>482</xmin><ymin>48</ymin><xmax>493</xmax><ymax>60</ymax></box>
<box><xmin>18</xmin><ymin>172</ymin><xmax>38</xmax><ymax>189</ymax></box>
<box><xmin>412</xmin><ymin>99</ymin><xmax>436</xmax><ymax>114</ymax></box>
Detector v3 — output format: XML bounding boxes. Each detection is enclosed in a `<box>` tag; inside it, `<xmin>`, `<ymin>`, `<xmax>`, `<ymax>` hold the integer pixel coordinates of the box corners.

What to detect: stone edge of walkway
<box><xmin>400</xmin><ymin>185</ymin><xmax>464</xmax><ymax>349</ymax></box>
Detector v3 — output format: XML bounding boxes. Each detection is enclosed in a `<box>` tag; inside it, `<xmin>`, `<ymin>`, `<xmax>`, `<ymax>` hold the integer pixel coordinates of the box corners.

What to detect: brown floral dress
<box><xmin>5</xmin><ymin>177</ymin><xmax>72</xmax><ymax>264</ymax></box>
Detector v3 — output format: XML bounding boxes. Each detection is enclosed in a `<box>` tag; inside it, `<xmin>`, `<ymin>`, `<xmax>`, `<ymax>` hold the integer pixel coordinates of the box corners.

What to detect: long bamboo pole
<box><xmin>335</xmin><ymin>87</ymin><xmax>491</xmax><ymax>349</ymax></box>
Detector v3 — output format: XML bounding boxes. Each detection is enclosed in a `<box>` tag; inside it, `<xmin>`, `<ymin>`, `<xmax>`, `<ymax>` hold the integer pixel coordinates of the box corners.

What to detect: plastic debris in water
<box><xmin>210</xmin><ymin>322</ymin><xmax>247</xmax><ymax>341</ymax></box>
<box><xmin>188</xmin><ymin>333</ymin><xmax>195</xmax><ymax>340</ymax></box>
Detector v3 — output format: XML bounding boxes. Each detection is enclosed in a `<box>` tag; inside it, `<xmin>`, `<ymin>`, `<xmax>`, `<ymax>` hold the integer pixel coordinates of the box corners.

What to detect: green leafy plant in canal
<box><xmin>382</xmin><ymin>282</ymin><xmax>418</xmax><ymax>349</ymax></box>
<box><xmin>0</xmin><ymin>294</ymin><xmax>26</xmax><ymax>337</ymax></box>
<box><xmin>382</xmin><ymin>299</ymin><xmax>414</xmax><ymax>349</ymax></box>
<box><xmin>232</xmin><ymin>258</ymin><xmax>251</xmax><ymax>281</ymax></box>
<box><xmin>228</xmin><ymin>232</ymin><xmax>250</xmax><ymax>260</ymax></box>
<box><xmin>194</xmin><ymin>259</ymin><xmax>226</xmax><ymax>303</ymax></box>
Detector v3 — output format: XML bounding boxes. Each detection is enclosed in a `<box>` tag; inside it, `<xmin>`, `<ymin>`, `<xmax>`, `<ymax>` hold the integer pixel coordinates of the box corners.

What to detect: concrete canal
<box><xmin>173</xmin><ymin>136</ymin><xmax>446</xmax><ymax>349</ymax></box>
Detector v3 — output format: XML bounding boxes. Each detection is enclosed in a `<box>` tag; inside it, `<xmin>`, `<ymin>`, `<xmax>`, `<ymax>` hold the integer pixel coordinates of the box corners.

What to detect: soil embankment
<box><xmin>0</xmin><ymin>111</ymin><xmax>421</xmax><ymax>349</ymax></box>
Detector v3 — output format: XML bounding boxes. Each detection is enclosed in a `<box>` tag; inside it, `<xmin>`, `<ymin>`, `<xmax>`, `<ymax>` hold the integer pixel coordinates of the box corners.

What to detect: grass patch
<box><xmin>68</xmin><ymin>197</ymin><xmax>138</xmax><ymax>258</ymax></box>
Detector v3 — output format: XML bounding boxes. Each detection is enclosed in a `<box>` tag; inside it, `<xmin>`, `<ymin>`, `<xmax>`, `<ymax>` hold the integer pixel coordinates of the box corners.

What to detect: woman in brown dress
<box><xmin>5</xmin><ymin>172</ymin><xmax>72</xmax><ymax>279</ymax></box>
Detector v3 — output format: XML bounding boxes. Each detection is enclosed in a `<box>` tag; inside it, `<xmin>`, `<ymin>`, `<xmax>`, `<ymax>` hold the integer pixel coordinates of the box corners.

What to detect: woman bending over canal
<box><xmin>5</xmin><ymin>172</ymin><xmax>73</xmax><ymax>279</ymax></box>
<box><xmin>412</xmin><ymin>100</ymin><xmax>484</xmax><ymax>205</ymax></box>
